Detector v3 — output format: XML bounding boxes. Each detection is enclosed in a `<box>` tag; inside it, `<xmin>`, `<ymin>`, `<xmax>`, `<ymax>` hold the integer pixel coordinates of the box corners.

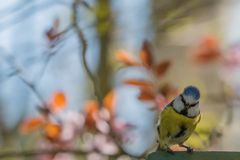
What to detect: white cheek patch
<box><xmin>173</xmin><ymin>96</ymin><xmax>185</xmax><ymax>112</ymax></box>
<box><xmin>187</xmin><ymin>104</ymin><xmax>200</xmax><ymax>117</ymax></box>
<box><xmin>183</xmin><ymin>95</ymin><xmax>196</xmax><ymax>104</ymax></box>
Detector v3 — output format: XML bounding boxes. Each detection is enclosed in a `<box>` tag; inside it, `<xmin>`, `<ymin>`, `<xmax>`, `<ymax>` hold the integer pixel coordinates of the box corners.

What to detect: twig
<box><xmin>3</xmin><ymin>59</ymin><xmax>46</xmax><ymax>106</ymax></box>
<box><xmin>0</xmin><ymin>0</ymin><xmax>32</xmax><ymax>17</ymax></box>
<box><xmin>37</xmin><ymin>25</ymin><xmax>73</xmax><ymax>81</ymax></box>
<box><xmin>72</xmin><ymin>0</ymin><xmax>101</xmax><ymax>102</ymax></box>
<box><xmin>0</xmin><ymin>1</ymin><xmax>69</xmax><ymax>32</ymax></box>
<box><xmin>16</xmin><ymin>73</ymin><xmax>45</xmax><ymax>106</ymax></box>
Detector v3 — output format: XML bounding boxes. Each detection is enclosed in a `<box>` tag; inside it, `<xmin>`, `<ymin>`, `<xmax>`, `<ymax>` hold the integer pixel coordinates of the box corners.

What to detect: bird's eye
<box><xmin>189</xmin><ymin>101</ymin><xmax>199</xmax><ymax>107</ymax></box>
<box><xmin>189</xmin><ymin>104</ymin><xmax>195</xmax><ymax>107</ymax></box>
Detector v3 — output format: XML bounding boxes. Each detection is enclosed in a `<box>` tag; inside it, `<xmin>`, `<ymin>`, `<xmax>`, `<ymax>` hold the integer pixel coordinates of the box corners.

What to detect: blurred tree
<box><xmin>1</xmin><ymin>0</ymin><xmax>240</xmax><ymax>159</ymax></box>
<box><xmin>151</xmin><ymin>0</ymin><xmax>218</xmax><ymax>43</ymax></box>
<box><xmin>95</xmin><ymin>0</ymin><xmax>114</xmax><ymax>102</ymax></box>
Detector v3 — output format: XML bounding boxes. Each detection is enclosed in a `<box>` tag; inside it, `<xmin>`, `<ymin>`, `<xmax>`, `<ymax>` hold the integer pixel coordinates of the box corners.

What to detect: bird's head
<box><xmin>173</xmin><ymin>86</ymin><xmax>200</xmax><ymax>117</ymax></box>
<box><xmin>182</xmin><ymin>86</ymin><xmax>200</xmax><ymax>104</ymax></box>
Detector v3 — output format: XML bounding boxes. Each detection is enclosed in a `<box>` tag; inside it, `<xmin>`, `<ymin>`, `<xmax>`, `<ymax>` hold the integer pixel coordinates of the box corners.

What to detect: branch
<box><xmin>0</xmin><ymin>1</ymin><xmax>69</xmax><ymax>32</ymax></box>
<box><xmin>0</xmin><ymin>0</ymin><xmax>32</xmax><ymax>17</ymax></box>
<box><xmin>16</xmin><ymin>73</ymin><xmax>45</xmax><ymax>105</ymax></box>
<box><xmin>157</xmin><ymin>1</ymin><xmax>197</xmax><ymax>31</ymax></box>
<box><xmin>72</xmin><ymin>0</ymin><xmax>101</xmax><ymax>102</ymax></box>
<box><xmin>147</xmin><ymin>151</ymin><xmax>240</xmax><ymax>160</ymax></box>
<box><xmin>37</xmin><ymin>25</ymin><xmax>73</xmax><ymax>81</ymax></box>
<box><xmin>1</xmin><ymin>58</ymin><xmax>46</xmax><ymax>106</ymax></box>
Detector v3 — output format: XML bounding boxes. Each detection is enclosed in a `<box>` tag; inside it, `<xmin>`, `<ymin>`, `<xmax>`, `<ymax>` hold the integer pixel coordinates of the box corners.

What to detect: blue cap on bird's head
<box><xmin>183</xmin><ymin>86</ymin><xmax>200</xmax><ymax>100</ymax></box>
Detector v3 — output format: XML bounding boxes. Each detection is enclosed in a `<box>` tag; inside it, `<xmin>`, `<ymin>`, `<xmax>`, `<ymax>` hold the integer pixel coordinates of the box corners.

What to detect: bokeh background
<box><xmin>0</xmin><ymin>0</ymin><xmax>240</xmax><ymax>159</ymax></box>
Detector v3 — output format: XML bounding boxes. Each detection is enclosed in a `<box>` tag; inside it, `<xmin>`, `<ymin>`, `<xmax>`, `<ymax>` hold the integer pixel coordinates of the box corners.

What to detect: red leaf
<box><xmin>159</xmin><ymin>83</ymin><xmax>179</xmax><ymax>101</ymax></box>
<box><xmin>46</xmin><ymin>18</ymin><xmax>60</xmax><ymax>41</ymax></box>
<box><xmin>116</xmin><ymin>50</ymin><xmax>139</xmax><ymax>66</ymax></box>
<box><xmin>138</xmin><ymin>87</ymin><xmax>155</xmax><ymax>101</ymax></box>
<box><xmin>154</xmin><ymin>60</ymin><xmax>171</xmax><ymax>77</ymax></box>
<box><xmin>193</xmin><ymin>50</ymin><xmax>221</xmax><ymax>63</ymax></box>
<box><xmin>20</xmin><ymin>117</ymin><xmax>45</xmax><ymax>134</ymax></box>
<box><xmin>201</xmin><ymin>36</ymin><xmax>218</xmax><ymax>50</ymax></box>
<box><xmin>124</xmin><ymin>79</ymin><xmax>153</xmax><ymax>87</ymax></box>
<box><xmin>140</xmin><ymin>41</ymin><xmax>153</xmax><ymax>67</ymax></box>
<box><xmin>103</xmin><ymin>90</ymin><xmax>116</xmax><ymax>117</ymax></box>
<box><xmin>193</xmin><ymin>36</ymin><xmax>221</xmax><ymax>63</ymax></box>
<box><xmin>84</xmin><ymin>100</ymin><xmax>99</xmax><ymax>127</ymax></box>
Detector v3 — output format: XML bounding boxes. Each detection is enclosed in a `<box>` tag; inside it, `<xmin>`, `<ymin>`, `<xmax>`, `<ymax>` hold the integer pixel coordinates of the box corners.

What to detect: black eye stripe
<box><xmin>189</xmin><ymin>101</ymin><xmax>199</xmax><ymax>107</ymax></box>
<box><xmin>180</xmin><ymin>94</ymin><xmax>199</xmax><ymax>107</ymax></box>
<box><xmin>180</xmin><ymin>94</ymin><xmax>187</xmax><ymax>106</ymax></box>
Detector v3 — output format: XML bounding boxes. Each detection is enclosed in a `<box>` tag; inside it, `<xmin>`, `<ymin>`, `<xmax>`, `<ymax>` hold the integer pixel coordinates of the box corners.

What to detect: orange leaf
<box><xmin>154</xmin><ymin>60</ymin><xmax>171</xmax><ymax>77</ymax></box>
<box><xmin>159</xmin><ymin>83</ymin><xmax>179</xmax><ymax>101</ymax></box>
<box><xmin>51</xmin><ymin>91</ymin><xmax>67</xmax><ymax>112</ymax></box>
<box><xmin>116</xmin><ymin>50</ymin><xmax>139</xmax><ymax>66</ymax></box>
<box><xmin>84</xmin><ymin>100</ymin><xmax>99</xmax><ymax>127</ymax></box>
<box><xmin>44</xmin><ymin>123</ymin><xmax>61</xmax><ymax>141</ymax></box>
<box><xmin>201</xmin><ymin>36</ymin><xmax>218</xmax><ymax>50</ymax></box>
<box><xmin>46</xmin><ymin>18</ymin><xmax>60</xmax><ymax>41</ymax></box>
<box><xmin>140</xmin><ymin>41</ymin><xmax>153</xmax><ymax>67</ymax></box>
<box><xmin>193</xmin><ymin>36</ymin><xmax>221</xmax><ymax>63</ymax></box>
<box><xmin>193</xmin><ymin>50</ymin><xmax>220</xmax><ymax>63</ymax></box>
<box><xmin>20</xmin><ymin>117</ymin><xmax>45</xmax><ymax>134</ymax></box>
<box><xmin>124</xmin><ymin>79</ymin><xmax>153</xmax><ymax>87</ymax></box>
<box><xmin>138</xmin><ymin>87</ymin><xmax>155</xmax><ymax>101</ymax></box>
<box><xmin>103</xmin><ymin>90</ymin><xmax>116</xmax><ymax>116</ymax></box>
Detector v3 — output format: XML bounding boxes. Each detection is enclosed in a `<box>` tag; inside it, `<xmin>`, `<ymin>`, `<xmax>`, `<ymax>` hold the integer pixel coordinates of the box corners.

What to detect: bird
<box><xmin>157</xmin><ymin>85</ymin><xmax>201</xmax><ymax>153</ymax></box>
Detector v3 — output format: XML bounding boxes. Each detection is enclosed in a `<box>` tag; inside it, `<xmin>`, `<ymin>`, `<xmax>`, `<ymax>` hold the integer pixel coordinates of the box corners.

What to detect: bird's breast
<box><xmin>158</xmin><ymin>107</ymin><xmax>200</xmax><ymax>145</ymax></box>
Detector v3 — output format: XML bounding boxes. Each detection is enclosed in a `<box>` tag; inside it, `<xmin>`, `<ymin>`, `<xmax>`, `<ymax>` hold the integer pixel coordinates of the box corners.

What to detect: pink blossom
<box><xmin>154</xmin><ymin>95</ymin><xmax>168</xmax><ymax>111</ymax></box>
<box><xmin>87</xmin><ymin>152</ymin><xmax>106</xmax><ymax>160</ymax></box>
<box><xmin>111</xmin><ymin>119</ymin><xmax>135</xmax><ymax>134</ymax></box>
<box><xmin>96</xmin><ymin>119</ymin><xmax>110</xmax><ymax>134</ymax></box>
<box><xmin>94</xmin><ymin>134</ymin><xmax>119</xmax><ymax>155</ymax></box>
<box><xmin>80</xmin><ymin>132</ymin><xmax>95</xmax><ymax>152</ymax></box>
<box><xmin>58</xmin><ymin>111</ymin><xmax>85</xmax><ymax>142</ymax></box>
<box><xmin>53</xmin><ymin>153</ymin><xmax>74</xmax><ymax>160</ymax></box>
<box><xmin>98</xmin><ymin>108</ymin><xmax>111</xmax><ymax>121</ymax></box>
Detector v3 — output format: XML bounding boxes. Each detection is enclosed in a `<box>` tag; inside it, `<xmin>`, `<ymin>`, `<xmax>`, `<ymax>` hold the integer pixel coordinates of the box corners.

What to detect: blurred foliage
<box><xmin>186</xmin><ymin>112</ymin><xmax>221</xmax><ymax>149</ymax></box>
<box><xmin>0</xmin><ymin>0</ymin><xmax>240</xmax><ymax>160</ymax></box>
<box><xmin>152</xmin><ymin>0</ymin><xmax>218</xmax><ymax>44</ymax></box>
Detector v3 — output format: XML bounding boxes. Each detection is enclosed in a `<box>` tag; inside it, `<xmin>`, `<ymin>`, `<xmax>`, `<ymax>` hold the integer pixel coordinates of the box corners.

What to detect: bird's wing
<box><xmin>158</xmin><ymin>107</ymin><xmax>177</xmax><ymax>138</ymax></box>
<box><xmin>156</xmin><ymin>105</ymin><xmax>171</xmax><ymax>136</ymax></box>
<box><xmin>197</xmin><ymin>113</ymin><xmax>201</xmax><ymax>124</ymax></box>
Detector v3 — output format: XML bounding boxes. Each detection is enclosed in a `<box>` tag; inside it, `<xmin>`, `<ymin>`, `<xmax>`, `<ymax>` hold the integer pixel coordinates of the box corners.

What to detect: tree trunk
<box><xmin>95</xmin><ymin>0</ymin><xmax>113</xmax><ymax>102</ymax></box>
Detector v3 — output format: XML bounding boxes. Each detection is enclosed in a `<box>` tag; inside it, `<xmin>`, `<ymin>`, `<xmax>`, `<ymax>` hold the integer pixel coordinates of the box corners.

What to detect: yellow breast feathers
<box><xmin>158</xmin><ymin>106</ymin><xmax>201</xmax><ymax>148</ymax></box>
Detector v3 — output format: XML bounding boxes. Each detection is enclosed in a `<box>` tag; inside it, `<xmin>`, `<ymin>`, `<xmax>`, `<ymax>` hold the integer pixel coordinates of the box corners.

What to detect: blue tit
<box><xmin>157</xmin><ymin>86</ymin><xmax>201</xmax><ymax>152</ymax></box>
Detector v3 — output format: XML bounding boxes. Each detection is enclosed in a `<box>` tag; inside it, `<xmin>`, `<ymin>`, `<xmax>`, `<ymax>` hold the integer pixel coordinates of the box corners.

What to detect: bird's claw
<box><xmin>180</xmin><ymin>144</ymin><xmax>193</xmax><ymax>153</ymax></box>
<box><xmin>166</xmin><ymin>148</ymin><xmax>174</xmax><ymax>155</ymax></box>
<box><xmin>187</xmin><ymin>147</ymin><xmax>193</xmax><ymax>153</ymax></box>
<box><xmin>157</xmin><ymin>145</ymin><xmax>174</xmax><ymax>154</ymax></box>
